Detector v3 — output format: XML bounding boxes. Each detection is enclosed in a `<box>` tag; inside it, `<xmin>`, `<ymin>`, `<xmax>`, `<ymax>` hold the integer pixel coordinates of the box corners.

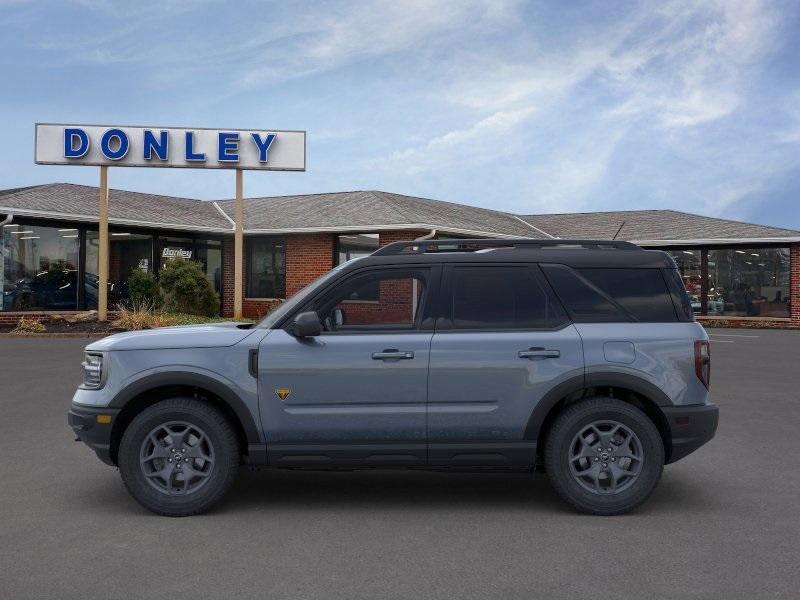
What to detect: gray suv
<box><xmin>68</xmin><ymin>239</ymin><xmax>718</xmax><ymax>516</ymax></box>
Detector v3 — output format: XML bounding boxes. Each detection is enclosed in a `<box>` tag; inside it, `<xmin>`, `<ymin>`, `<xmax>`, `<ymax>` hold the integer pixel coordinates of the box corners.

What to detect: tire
<box><xmin>544</xmin><ymin>397</ymin><xmax>664</xmax><ymax>516</ymax></box>
<box><xmin>118</xmin><ymin>398</ymin><xmax>240</xmax><ymax>517</ymax></box>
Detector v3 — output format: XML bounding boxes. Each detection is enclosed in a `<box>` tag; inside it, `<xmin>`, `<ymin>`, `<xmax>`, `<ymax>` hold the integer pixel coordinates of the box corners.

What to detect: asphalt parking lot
<box><xmin>1</xmin><ymin>329</ymin><xmax>798</xmax><ymax>599</ymax></box>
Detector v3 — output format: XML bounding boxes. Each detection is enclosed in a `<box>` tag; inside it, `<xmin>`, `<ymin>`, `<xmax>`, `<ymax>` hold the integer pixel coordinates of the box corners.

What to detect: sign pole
<box><xmin>234</xmin><ymin>168</ymin><xmax>244</xmax><ymax>319</ymax></box>
<box><xmin>98</xmin><ymin>166</ymin><xmax>109</xmax><ymax>321</ymax></box>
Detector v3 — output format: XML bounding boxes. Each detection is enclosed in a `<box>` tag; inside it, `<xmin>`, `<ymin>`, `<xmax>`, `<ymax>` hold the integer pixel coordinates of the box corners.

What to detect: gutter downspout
<box><xmin>0</xmin><ymin>213</ymin><xmax>12</xmax><ymax>226</ymax></box>
<box><xmin>414</xmin><ymin>229</ymin><xmax>437</xmax><ymax>241</ymax></box>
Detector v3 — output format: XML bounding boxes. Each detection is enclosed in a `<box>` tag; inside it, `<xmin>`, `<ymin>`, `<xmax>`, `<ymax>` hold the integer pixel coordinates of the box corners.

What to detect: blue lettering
<box><xmin>218</xmin><ymin>132</ymin><xmax>239</xmax><ymax>162</ymax></box>
<box><xmin>251</xmin><ymin>133</ymin><xmax>276</xmax><ymax>162</ymax></box>
<box><xmin>185</xmin><ymin>131</ymin><xmax>205</xmax><ymax>161</ymax></box>
<box><xmin>100</xmin><ymin>128</ymin><xmax>129</xmax><ymax>160</ymax></box>
<box><xmin>64</xmin><ymin>128</ymin><xmax>89</xmax><ymax>158</ymax></box>
<box><xmin>143</xmin><ymin>130</ymin><xmax>168</xmax><ymax>160</ymax></box>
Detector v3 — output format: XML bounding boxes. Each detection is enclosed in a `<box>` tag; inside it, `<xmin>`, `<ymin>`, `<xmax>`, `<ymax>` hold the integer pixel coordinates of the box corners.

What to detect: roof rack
<box><xmin>373</xmin><ymin>238</ymin><xmax>640</xmax><ymax>256</ymax></box>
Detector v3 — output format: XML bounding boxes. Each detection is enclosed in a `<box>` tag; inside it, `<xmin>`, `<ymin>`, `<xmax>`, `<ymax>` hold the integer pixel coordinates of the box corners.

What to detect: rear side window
<box><xmin>541</xmin><ymin>265</ymin><xmax>678</xmax><ymax>322</ymax></box>
<box><xmin>446</xmin><ymin>266</ymin><xmax>567</xmax><ymax>330</ymax></box>
<box><xmin>662</xmin><ymin>268</ymin><xmax>694</xmax><ymax>322</ymax></box>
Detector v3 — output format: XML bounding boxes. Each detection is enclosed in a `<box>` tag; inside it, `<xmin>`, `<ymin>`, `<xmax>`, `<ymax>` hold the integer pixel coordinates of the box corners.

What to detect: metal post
<box><xmin>98</xmin><ymin>166</ymin><xmax>109</xmax><ymax>321</ymax></box>
<box><xmin>234</xmin><ymin>169</ymin><xmax>244</xmax><ymax>319</ymax></box>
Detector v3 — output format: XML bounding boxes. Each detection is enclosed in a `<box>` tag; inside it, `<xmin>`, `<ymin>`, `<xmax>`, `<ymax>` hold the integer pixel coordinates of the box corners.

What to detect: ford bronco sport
<box><xmin>69</xmin><ymin>239</ymin><xmax>718</xmax><ymax>516</ymax></box>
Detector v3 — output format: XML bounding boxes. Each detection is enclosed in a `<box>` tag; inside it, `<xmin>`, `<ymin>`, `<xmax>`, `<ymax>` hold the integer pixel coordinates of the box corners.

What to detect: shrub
<box><xmin>112</xmin><ymin>302</ymin><xmax>170</xmax><ymax>331</ymax></box>
<box><xmin>127</xmin><ymin>269</ymin><xmax>162</xmax><ymax>308</ymax></box>
<box><xmin>11</xmin><ymin>316</ymin><xmax>46</xmax><ymax>334</ymax></box>
<box><xmin>159</xmin><ymin>259</ymin><xmax>219</xmax><ymax>317</ymax></box>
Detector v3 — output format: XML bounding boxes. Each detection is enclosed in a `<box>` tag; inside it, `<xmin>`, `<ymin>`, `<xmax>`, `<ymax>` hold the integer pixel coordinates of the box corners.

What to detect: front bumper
<box><xmin>68</xmin><ymin>404</ymin><xmax>121</xmax><ymax>466</ymax></box>
<box><xmin>662</xmin><ymin>402</ymin><xmax>719</xmax><ymax>464</ymax></box>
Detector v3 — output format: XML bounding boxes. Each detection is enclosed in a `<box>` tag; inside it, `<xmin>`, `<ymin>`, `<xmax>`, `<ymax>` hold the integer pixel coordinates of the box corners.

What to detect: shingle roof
<box><xmin>0</xmin><ymin>183</ymin><xmax>230</xmax><ymax>232</ymax></box>
<box><xmin>1</xmin><ymin>183</ymin><xmax>798</xmax><ymax>243</ymax></box>
<box><xmin>215</xmin><ymin>190</ymin><xmax>544</xmax><ymax>238</ymax></box>
<box><xmin>519</xmin><ymin>210</ymin><xmax>800</xmax><ymax>243</ymax></box>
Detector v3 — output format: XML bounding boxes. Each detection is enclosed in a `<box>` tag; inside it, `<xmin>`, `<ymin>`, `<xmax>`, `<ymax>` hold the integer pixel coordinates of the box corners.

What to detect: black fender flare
<box><xmin>523</xmin><ymin>372</ymin><xmax>673</xmax><ymax>441</ymax></box>
<box><xmin>108</xmin><ymin>371</ymin><xmax>262</xmax><ymax>445</ymax></box>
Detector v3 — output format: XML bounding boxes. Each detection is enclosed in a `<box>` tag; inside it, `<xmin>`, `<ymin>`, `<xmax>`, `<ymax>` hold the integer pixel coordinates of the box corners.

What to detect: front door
<box><xmin>427</xmin><ymin>264</ymin><xmax>584</xmax><ymax>467</ymax></box>
<box><xmin>258</xmin><ymin>265</ymin><xmax>439</xmax><ymax>467</ymax></box>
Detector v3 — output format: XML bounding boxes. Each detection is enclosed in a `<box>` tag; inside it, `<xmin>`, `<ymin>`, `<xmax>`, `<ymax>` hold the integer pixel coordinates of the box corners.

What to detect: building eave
<box><xmin>634</xmin><ymin>237</ymin><xmax>800</xmax><ymax>246</ymax></box>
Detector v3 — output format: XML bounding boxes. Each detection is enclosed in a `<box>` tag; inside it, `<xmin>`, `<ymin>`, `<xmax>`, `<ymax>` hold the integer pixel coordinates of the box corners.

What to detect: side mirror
<box><xmin>291</xmin><ymin>311</ymin><xmax>322</xmax><ymax>338</ymax></box>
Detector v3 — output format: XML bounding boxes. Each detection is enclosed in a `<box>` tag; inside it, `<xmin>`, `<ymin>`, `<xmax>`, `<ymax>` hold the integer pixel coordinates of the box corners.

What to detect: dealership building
<box><xmin>1</xmin><ymin>182</ymin><xmax>798</xmax><ymax>328</ymax></box>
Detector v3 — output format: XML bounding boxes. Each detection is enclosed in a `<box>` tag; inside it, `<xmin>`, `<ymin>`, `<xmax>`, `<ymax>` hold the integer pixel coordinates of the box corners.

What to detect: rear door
<box><xmin>427</xmin><ymin>264</ymin><xmax>584</xmax><ymax>467</ymax></box>
<box><xmin>258</xmin><ymin>265</ymin><xmax>439</xmax><ymax>467</ymax></box>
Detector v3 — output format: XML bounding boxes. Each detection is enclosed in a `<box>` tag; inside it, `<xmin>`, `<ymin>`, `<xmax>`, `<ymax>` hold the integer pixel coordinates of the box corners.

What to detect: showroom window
<box><xmin>85</xmin><ymin>230</ymin><xmax>154</xmax><ymax>308</ymax></box>
<box><xmin>706</xmin><ymin>247</ymin><xmax>790</xmax><ymax>318</ymax></box>
<box><xmin>666</xmin><ymin>249</ymin><xmax>703</xmax><ymax>315</ymax></box>
<box><xmin>337</xmin><ymin>233</ymin><xmax>379</xmax><ymax>265</ymax></box>
<box><xmin>1</xmin><ymin>223</ymin><xmax>80</xmax><ymax>311</ymax></box>
<box><xmin>246</xmin><ymin>237</ymin><xmax>285</xmax><ymax>298</ymax></box>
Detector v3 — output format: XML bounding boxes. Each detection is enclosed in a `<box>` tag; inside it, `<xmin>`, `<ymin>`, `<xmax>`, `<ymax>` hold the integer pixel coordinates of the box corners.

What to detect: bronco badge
<box><xmin>275</xmin><ymin>388</ymin><xmax>291</xmax><ymax>401</ymax></box>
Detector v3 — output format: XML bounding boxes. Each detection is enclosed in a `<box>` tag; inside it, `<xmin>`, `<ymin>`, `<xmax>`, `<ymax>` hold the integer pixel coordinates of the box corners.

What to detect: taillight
<box><xmin>694</xmin><ymin>340</ymin><xmax>710</xmax><ymax>389</ymax></box>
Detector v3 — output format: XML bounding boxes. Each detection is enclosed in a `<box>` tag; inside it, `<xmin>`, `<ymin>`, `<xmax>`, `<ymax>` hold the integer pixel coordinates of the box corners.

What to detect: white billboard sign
<box><xmin>34</xmin><ymin>123</ymin><xmax>306</xmax><ymax>171</ymax></box>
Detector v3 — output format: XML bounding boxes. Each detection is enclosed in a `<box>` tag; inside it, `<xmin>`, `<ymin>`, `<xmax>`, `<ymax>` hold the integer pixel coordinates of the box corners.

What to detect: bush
<box><xmin>158</xmin><ymin>259</ymin><xmax>219</xmax><ymax>317</ymax></box>
<box><xmin>113</xmin><ymin>302</ymin><xmax>171</xmax><ymax>331</ymax></box>
<box><xmin>127</xmin><ymin>269</ymin><xmax>162</xmax><ymax>308</ymax></box>
<box><xmin>11</xmin><ymin>316</ymin><xmax>46</xmax><ymax>334</ymax></box>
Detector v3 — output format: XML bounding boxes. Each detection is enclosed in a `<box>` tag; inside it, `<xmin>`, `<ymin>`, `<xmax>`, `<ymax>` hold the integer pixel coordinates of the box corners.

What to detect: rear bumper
<box><xmin>68</xmin><ymin>404</ymin><xmax>121</xmax><ymax>466</ymax></box>
<box><xmin>662</xmin><ymin>403</ymin><xmax>719</xmax><ymax>464</ymax></box>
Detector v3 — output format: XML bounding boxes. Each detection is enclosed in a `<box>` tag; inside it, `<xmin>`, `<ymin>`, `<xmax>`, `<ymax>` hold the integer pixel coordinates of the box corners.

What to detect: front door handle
<box><xmin>518</xmin><ymin>348</ymin><xmax>560</xmax><ymax>360</ymax></box>
<box><xmin>372</xmin><ymin>349</ymin><xmax>415</xmax><ymax>360</ymax></box>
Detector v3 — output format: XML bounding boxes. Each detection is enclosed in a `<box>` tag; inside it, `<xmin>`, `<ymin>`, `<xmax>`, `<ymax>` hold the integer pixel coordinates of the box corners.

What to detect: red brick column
<box><xmin>285</xmin><ymin>233</ymin><xmax>336</xmax><ymax>297</ymax></box>
<box><xmin>791</xmin><ymin>243</ymin><xmax>800</xmax><ymax>325</ymax></box>
<box><xmin>221</xmin><ymin>237</ymin><xmax>235</xmax><ymax>317</ymax></box>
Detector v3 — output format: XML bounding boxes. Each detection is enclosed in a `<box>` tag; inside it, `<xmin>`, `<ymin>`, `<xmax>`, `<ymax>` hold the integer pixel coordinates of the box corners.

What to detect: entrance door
<box><xmin>427</xmin><ymin>264</ymin><xmax>584</xmax><ymax>467</ymax></box>
<box><xmin>258</xmin><ymin>265</ymin><xmax>439</xmax><ymax>467</ymax></box>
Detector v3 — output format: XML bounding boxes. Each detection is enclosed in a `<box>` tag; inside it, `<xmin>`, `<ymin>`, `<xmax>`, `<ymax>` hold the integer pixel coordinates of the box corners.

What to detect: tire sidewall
<box><xmin>546</xmin><ymin>399</ymin><xmax>664</xmax><ymax>515</ymax></box>
<box><xmin>119</xmin><ymin>399</ymin><xmax>238</xmax><ymax>516</ymax></box>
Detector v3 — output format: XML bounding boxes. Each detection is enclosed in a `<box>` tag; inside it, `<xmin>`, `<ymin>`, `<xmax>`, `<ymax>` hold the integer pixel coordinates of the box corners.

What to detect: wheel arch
<box><xmin>107</xmin><ymin>372</ymin><xmax>263</xmax><ymax>466</ymax></box>
<box><xmin>526</xmin><ymin>374</ymin><xmax>673</xmax><ymax>463</ymax></box>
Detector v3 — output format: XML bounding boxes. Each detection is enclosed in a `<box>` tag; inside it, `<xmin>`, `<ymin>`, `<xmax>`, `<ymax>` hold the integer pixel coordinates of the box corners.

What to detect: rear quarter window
<box><xmin>541</xmin><ymin>265</ymin><xmax>678</xmax><ymax>323</ymax></box>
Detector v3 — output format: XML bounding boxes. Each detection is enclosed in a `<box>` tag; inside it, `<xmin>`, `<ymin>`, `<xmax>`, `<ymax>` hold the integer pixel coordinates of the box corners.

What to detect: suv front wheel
<box><xmin>545</xmin><ymin>397</ymin><xmax>664</xmax><ymax>515</ymax></box>
<box><xmin>118</xmin><ymin>398</ymin><xmax>240</xmax><ymax>516</ymax></box>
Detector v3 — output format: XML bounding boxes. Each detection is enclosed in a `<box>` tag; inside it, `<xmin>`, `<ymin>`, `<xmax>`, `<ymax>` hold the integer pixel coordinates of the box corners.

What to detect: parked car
<box><xmin>69</xmin><ymin>239</ymin><xmax>718</xmax><ymax>516</ymax></box>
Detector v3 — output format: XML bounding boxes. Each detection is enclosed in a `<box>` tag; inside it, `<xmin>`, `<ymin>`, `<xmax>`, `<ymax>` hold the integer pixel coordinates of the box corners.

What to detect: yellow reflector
<box><xmin>96</xmin><ymin>414</ymin><xmax>112</xmax><ymax>424</ymax></box>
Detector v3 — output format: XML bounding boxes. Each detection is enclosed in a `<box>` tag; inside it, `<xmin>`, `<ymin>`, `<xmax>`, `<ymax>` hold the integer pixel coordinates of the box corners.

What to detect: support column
<box><xmin>234</xmin><ymin>169</ymin><xmax>244</xmax><ymax>319</ymax></box>
<box><xmin>98</xmin><ymin>166</ymin><xmax>109</xmax><ymax>321</ymax></box>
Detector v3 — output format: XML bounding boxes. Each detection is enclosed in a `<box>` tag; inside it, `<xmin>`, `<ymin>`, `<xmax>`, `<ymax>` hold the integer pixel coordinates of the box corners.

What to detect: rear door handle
<box><xmin>518</xmin><ymin>348</ymin><xmax>560</xmax><ymax>360</ymax></box>
<box><xmin>372</xmin><ymin>349</ymin><xmax>415</xmax><ymax>360</ymax></box>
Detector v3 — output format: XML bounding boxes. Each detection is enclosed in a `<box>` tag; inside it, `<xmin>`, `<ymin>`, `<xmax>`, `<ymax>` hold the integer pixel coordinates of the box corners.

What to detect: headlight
<box><xmin>81</xmin><ymin>352</ymin><xmax>105</xmax><ymax>389</ymax></box>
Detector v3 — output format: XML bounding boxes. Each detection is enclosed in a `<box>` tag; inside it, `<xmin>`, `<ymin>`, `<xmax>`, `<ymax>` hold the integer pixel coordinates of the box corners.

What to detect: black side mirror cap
<box><xmin>291</xmin><ymin>311</ymin><xmax>322</xmax><ymax>338</ymax></box>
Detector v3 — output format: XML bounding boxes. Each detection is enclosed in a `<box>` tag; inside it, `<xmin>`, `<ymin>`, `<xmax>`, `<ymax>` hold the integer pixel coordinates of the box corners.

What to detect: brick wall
<box><xmin>221</xmin><ymin>237</ymin><xmax>235</xmax><ymax>318</ymax></box>
<box><xmin>285</xmin><ymin>233</ymin><xmax>335</xmax><ymax>296</ymax></box>
<box><xmin>791</xmin><ymin>243</ymin><xmax>800</xmax><ymax>324</ymax></box>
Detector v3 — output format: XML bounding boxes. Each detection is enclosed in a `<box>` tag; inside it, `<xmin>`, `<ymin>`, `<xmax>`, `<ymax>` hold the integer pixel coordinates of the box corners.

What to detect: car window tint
<box><xmin>540</xmin><ymin>264</ymin><xmax>628</xmax><ymax>322</ymax></box>
<box><xmin>576</xmin><ymin>268</ymin><xmax>677</xmax><ymax>322</ymax></box>
<box><xmin>448</xmin><ymin>266</ymin><xmax>567</xmax><ymax>330</ymax></box>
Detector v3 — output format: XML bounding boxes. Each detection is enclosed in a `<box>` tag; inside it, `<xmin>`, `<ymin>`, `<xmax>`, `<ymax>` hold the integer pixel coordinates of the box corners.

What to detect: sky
<box><xmin>1</xmin><ymin>0</ymin><xmax>799</xmax><ymax>228</ymax></box>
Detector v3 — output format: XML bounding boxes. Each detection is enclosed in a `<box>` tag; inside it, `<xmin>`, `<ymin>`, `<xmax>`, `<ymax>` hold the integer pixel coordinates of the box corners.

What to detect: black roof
<box><xmin>348</xmin><ymin>238</ymin><xmax>675</xmax><ymax>270</ymax></box>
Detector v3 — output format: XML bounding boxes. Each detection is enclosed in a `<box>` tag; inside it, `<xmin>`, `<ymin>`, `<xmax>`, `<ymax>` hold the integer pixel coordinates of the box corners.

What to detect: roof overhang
<box><xmin>634</xmin><ymin>237</ymin><xmax>800</xmax><ymax>246</ymax></box>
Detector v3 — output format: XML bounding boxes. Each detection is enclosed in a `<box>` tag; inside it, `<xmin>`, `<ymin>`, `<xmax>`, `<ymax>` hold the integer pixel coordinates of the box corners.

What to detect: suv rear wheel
<box><xmin>118</xmin><ymin>398</ymin><xmax>239</xmax><ymax>516</ymax></box>
<box><xmin>545</xmin><ymin>397</ymin><xmax>664</xmax><ymax>515</ymax></box>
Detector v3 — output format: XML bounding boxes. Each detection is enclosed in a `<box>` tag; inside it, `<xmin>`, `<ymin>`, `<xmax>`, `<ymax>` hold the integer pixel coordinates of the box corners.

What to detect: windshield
<box><xmin>257</xmin><ymin>261</ymin><xmax>354</xmax><ymax>328</ymax></box>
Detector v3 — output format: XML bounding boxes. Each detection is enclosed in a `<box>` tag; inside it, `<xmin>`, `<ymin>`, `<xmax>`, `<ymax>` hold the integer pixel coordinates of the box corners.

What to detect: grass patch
<box><xmin>10</xmin><ymin>316</ymin><xmax>46</xmax><ymax>334</ymax></box>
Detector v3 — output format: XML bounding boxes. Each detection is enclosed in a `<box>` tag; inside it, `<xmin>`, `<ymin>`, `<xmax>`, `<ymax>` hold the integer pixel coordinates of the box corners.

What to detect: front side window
<box><xmin>447</xmin><ymin>266</ymin><xmax>567</xmax><ymax>330</ymax></box>
<box><xmin>707</xmin><ymin>247</ymin><xmax>790</xmax><ymax>318</ymax></box>
<box><xmin>2</xmin><ymin>223</ymin><xmax>80</xmax><ymax>310</ymax></box>
<box><xmin>312</xmin><ymin>269</ymin><xmax>428</xmax><ymax>332</ymax></box>
<box><xmin>247</xmin><ymin>237</ymin><xmax>285</xmax><ymax>298</ymax></box>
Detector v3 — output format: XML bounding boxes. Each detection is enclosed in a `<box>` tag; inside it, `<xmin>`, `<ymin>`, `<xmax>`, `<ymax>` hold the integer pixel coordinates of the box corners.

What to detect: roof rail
<box><xmin>373</xmin><ymin>238</ymin><xmax>640</xmax><ymax>256</ymax></box>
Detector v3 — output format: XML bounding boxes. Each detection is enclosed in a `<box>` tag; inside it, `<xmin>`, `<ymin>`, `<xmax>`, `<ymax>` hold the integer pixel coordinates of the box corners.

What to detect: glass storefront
<box><xmin>666</xmin><ymin>249</ymin><xmax>704</xmax><ymax>315</ymax></box>
<box><xmin>246</xmin><ymin>237</ymin><xmax>285</xmax><ymax>298</ymax></box>
<box><xmin>662</xmin><ymin>246</ymin><xmax>791</xmax><ymax>319</ymax></box>
<box><xmin>1</xmin><ymin>223</ymin><xmax>80</xmax><ymax>310</ymax></box>
<box><xmin>85</xmin><ymin>230</ymin><xmax>154</xmax><ymax>308</ymax></box>
<box><xmin>707</xmin><ymin>247</ymin><xmax>790</xmax><ymax>318</ymax></box>
<box><xmin>337</xmin><ymin>233</ymin><xmax>379</xmax><ymax>264</ymax></box>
